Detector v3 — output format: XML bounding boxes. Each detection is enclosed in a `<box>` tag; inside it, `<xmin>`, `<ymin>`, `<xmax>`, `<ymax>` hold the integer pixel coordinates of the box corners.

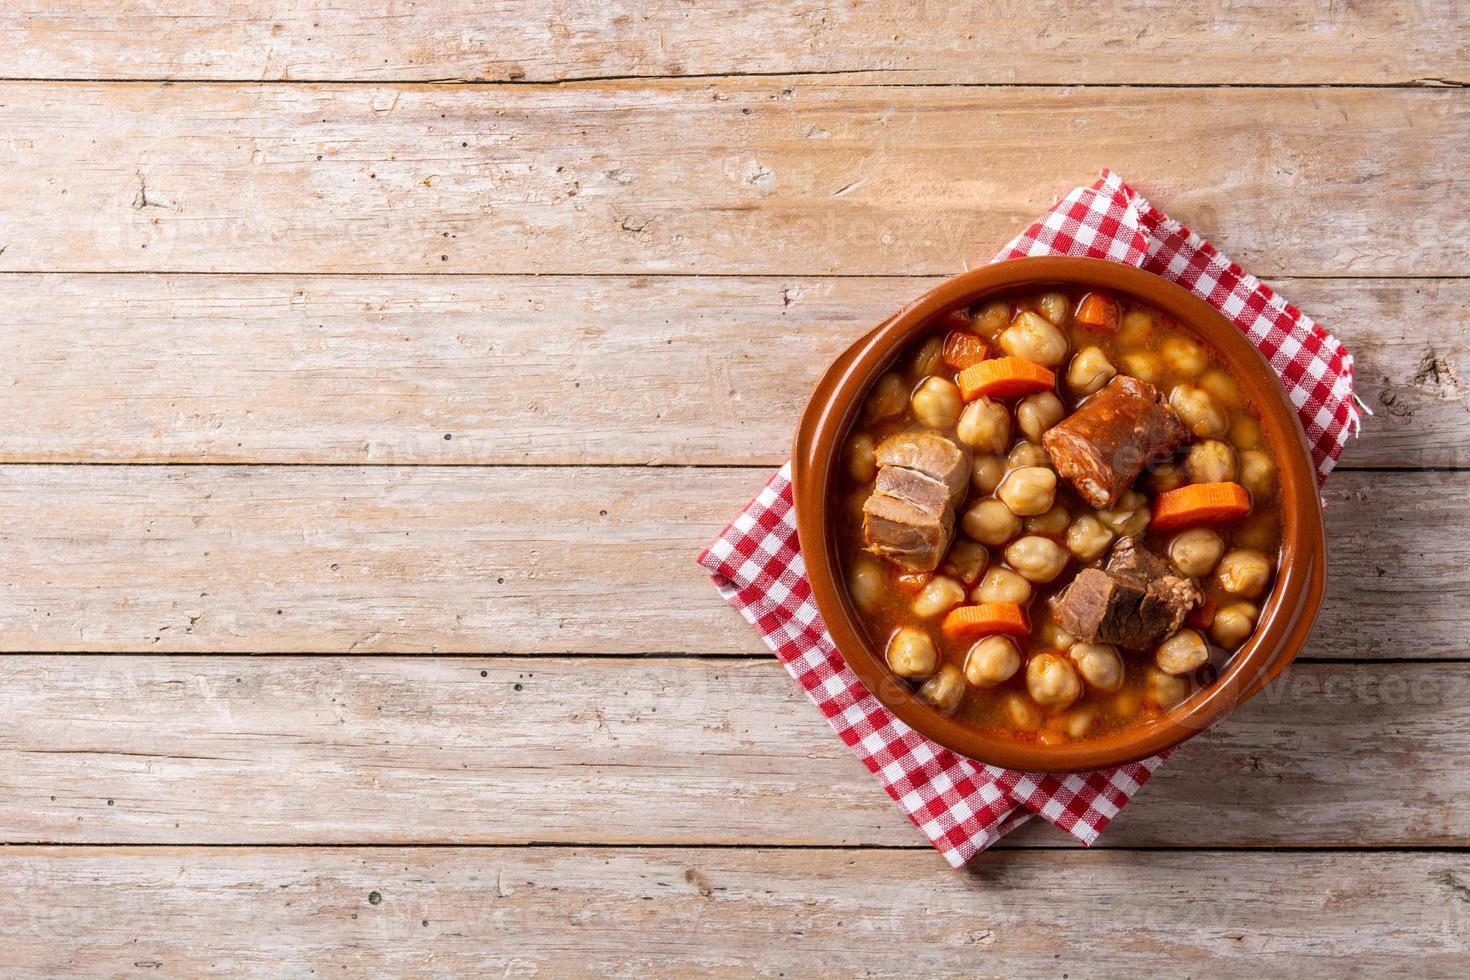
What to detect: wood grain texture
<box><xmin>0</xmin><ymin>465</ymin><xmax>1455</xmax><ymax>657</ymax></box>
<box><xmin>3</xmin><ymin>846</ymin><xmax>1467</xmax><ymax>976</ymax></box>
<box><xmin>1</xmin><ymin>657</ymin><xmax>1466</xmax><ymax>848</ymax></box>
<box><xmin>0</xmin><ymin>82</ymin><xmax>1464</xmax><ymax>276</ymax></box>
<box><xmin>0</xmin><ymin>274</ymin><xmax>1457</xmax><ymax>466</ymax></box>
<box><xmin>0</xmin><ymin>461</ymin><xmax>1446</xmax><ymax>655</ymax></box>
<box><xmin>4</xmin><ymin>1</ymin><xmax>1465</xmax><ymax>85</ymax></box>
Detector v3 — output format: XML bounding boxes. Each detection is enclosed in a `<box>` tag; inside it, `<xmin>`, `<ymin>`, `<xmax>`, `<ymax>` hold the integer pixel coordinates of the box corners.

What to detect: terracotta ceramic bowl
<box><xmin>792</xmin><ymin>256</ymin><xmax>1326</xmax><ymax>773</ymax></box>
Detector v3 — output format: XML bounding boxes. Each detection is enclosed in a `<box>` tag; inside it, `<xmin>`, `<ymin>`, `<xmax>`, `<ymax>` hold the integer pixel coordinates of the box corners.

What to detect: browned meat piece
<box><xmin>874</xmin><ymin>465</ymin><xmax>951</xmax><ymax>516</ymax></box>
<box><xmin>874</xmin><ymin>429</ymin><xmax>970</xmax><ymax>508</ymax></box>
<box><xmin>1049</xmin><ymin>537</ymin><xmax>1201</xmax><ymax>650</ymax></box>
<box><xmin>1042</xmin><ymin>376</ymin><xmax>1189</xmax><ymax>508</ymax></box>
<box><xmin>862</xmin><ymin>491</ymin><xmax>954</xmax><ymax>572</ymax></box>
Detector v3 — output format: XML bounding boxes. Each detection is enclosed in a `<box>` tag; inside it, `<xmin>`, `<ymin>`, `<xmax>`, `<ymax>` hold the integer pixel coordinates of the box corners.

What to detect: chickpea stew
<box><xmin>837</xmin><ymin>288</ymin><xmax>1282</xmax><ymax>746</ymax></box>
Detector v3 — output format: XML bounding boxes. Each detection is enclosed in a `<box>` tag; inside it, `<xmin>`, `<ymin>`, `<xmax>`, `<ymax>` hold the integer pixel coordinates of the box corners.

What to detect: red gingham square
<box><xmin>698</xmin><ymin>172</ymin><xmax>1360</xmax><ymax>868</ymax></box>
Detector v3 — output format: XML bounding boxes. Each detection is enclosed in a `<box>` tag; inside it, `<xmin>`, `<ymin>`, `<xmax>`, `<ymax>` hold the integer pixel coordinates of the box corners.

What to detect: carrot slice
<box><xmin>1152</xmin><ymin>482</ymin><xmax>1253</xmax><ymax>532</ymax></box>
<box><xmin>1075</xmin><ymin>292</ymin><xmax>1121</xmax><ymax>333</ymax></box>
<box><xmin>1186</xmin><ymin>594</ymin><xmax>1218</xmax><ymax>631</ymax></box>
<box><xmin>956</xmin><ymin>357</ymin><xmax>1056</xmax><ymax>400</ymax></box>
<box><xmin>942</xmin><ymin>330</ymin><xmax>990</xmax><ymax>371</ymax></box>
<box><xmin>894</xmin><ymin>571</ymin><xmax>932</xmax><ymax>595</ymax></box>
<box><xmin>941</xmin><ymin>603</ymin><xmax>1030</xmax><ymax>640</ymax></box>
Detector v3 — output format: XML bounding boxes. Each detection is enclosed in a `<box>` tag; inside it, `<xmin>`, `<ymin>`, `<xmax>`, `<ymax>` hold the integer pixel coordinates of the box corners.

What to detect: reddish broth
<box><xmin>835</xmin><ymin>289</ymin><xmax>1282</xmax><ymax>745</ymax></box>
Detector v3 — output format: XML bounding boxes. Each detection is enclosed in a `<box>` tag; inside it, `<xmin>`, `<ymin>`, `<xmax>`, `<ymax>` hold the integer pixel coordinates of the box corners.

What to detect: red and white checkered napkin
<box><xmin>698</xmin><ymin>170</ymin><xmax>1361</xmax><ymax>867</ymax></box>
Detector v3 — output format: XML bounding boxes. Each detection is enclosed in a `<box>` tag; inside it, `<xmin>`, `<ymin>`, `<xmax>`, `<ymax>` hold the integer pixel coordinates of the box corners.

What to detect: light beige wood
<box><xmin>3</xmin><ymin>845</ymin><xmax>1466</xmax><ymax>976</ymax></box>
<box><xmin>0</xmin><ymin>83</ymin><xmax>1463</xmax><ymax>276</ymax></box>
<box><xmin>0</xmin><ymin>274</ymin><xmax>1453</xmax><ymax>467</ymax></box>
<box><xmin>4</xmin><ymin>1</ymin><xmax>1464</xmax><ymax>85</ymax></box>
<box><xmin>0</xmin><ymin>656</ymin><xmax>1465</xmax><ymax>848</ymax></box>
<box><xmin>0</xmin><ymin>464</ymin><xmax>1453</xmax><ymax>657</ymax></box>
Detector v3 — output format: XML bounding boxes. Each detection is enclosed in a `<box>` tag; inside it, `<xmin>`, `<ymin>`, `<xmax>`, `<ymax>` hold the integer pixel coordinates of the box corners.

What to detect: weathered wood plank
<box><xmin>0</xmin><ymin>274</ymin><xmax>1456</xmax><ymax>466</ymax></box>
<box><xmin>0</xmin><ymin>466</ymin><xmax>1455</xmax><ymax>657</ymax></box>
<box><xmin>3</xmin><ymin>1</ymin><xmax>1464</xmax><ymax>85</ymax></box>
<box><xmin>0</xmin><ymin>83</ymin><xmax>1463</xmax><ymax>276</ymax></box>
<box><xmin>0</xmin><ymin>657</ymin><xmax>1465</xmax><ymax>848</ymax></box>
<box><xmin>2</xmin><ymin>846</ymin><xmax>1466</xmax><ymax>976</ymax></box>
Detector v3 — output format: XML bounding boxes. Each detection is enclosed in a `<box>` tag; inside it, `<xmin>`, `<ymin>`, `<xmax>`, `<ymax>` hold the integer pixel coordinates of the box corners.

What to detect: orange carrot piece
<box><xmin>942</xmin><ymin>330</ymin><xmax>990</xmax><ymax>371</ymax></box>
<box><xmin>1075</xmin><ymin>292</ymin><xmax>1121</xmax><ymax>333</ymax></box>
<box><xmin>941</xmin><ymin>603</ymin><xmax>1030</xmax><ymax>641</ymax></box>
<box><xmin>1152</xmin><ymin>482</ymin><xmax>1253</xmax><ymax>532</ymax></box>
<box><xmin>894</xmin><ymin>571</ymin><xmax>932</xmax><ymax>595</ymax></box>
<box><xmin>1186</xmin><ymin>594</ymin><xmax>1218</xmax><ymax>631</ymax></box>
<box><xmin>956</xmin><ymin>357</ymin><xmax>1056</xmax><ymax>400</ymax></box>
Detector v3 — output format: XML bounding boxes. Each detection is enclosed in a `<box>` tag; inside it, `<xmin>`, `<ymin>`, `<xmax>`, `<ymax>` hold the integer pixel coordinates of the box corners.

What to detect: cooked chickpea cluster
<box><xmin>841</xmin><ymin>287</ymin><xmax>1282</xmax><ymax>743</ymax></box>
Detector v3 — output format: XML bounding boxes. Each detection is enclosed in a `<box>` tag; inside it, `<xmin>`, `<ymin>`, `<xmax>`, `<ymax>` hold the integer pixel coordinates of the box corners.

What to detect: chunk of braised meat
<box><xmin>1042</xmin><ymin>376</ymin><xmax>1188</xmax><ymax>509</ymax></box>
<box><xmin>1048</xmin><ymin>537</ymin><xmax>1201</xmax><ymax>650</ymax></box>
<box><xmin>873</xmin><ymin>428</ymin><xmax>970</xmax><ymax>509</ymax></box>
<box><xmin>873</xmin><ymin>465</ymin><xmax>951</xmax><ymax>517</ymax></box>
<box><xmin>862</xmin><ymin>490</ymin><xmax>954</xmax><ymax>572</ymax></box>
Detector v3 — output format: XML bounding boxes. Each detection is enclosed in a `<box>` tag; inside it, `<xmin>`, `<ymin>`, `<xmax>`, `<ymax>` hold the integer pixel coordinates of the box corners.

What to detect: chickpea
<box><xmin>1160</xmin><ymin>335</ymin><xmax>1208</xmax><ymax>377</ymax></box>
<box><xmin>886</xmin><ymin>626</ymin><xmax>938</xmax><ymax>679</ymax></box>
<box><xmin>863</xmin><ymin>372</ymin><xmax>908</xmax><ymax>421</ymax></box>
<box><xmin>1121</xmin><ymin>351</ymin><xmax>1162</xmax><ymax>383</ymax></box>
<box><xmin>912</xmin><ymin>575</ymin><xmax>967</xmax><ymax>618</ymax></box>
<box><xmin>956</xmin><ymin>397</ymin><xmax>1010</xmax><ymax>454</ymax></box>
<box><xmin>1155</xmin><ymin>629</ymin><xmax>1209</xmax><ymax>676</ymax></box>
<box><xmin>1119</xmin><ymin>308</ymin><xmax>1154</xmax><ymax>344</ymax></box>
<box><xmin>965</xmin><ymin>636</ymin><xmax>1021</xmax><ymax>688</ymax></box>
<box><xmin>1184</xmin><ymin>439</ymin><xmax>1238</xmax><ymax>484</ymax></box>
<box><xmin>1062</xmin><ymin>706</ymin><xmax>1097</xmax><ymax>739</ymax></box>
<box><xmin>1066</xmin><ymin>514</ymin><xmax>1114</xmax><ymax>561</ymax></box>
<box><xmin>1239</xmin><ymin>449</ymin><xmax>1276</xmax><ymax>499</ymax></box>
<box><xmin>971</xmin><ymin>454</ymin><xmax>1005</xmax><ymax>494</ymax></box>
<box><xmin>1025</xmin><ymin>504</ymin><xmax>1071</xmax><ymax>537</ymax></box>
<box><xmin>1199</xmin><ymin>368</ymin><xmax>1242</xmax><ymax>408</ymax></box>
<box><xmin>1234</xmin><ymin>515</ymin><xmax>1278</xmax><ymax>551</ymax></box>
<box><xmin>1017</xmin><ymin>391</ymin><xmax>1065</xmax><ymax>442</ymax></box>
<box><xmin>1007</xmin><ymin>441</ymin><xmax>1050</xmax><ymax>469</ymax></box>
<box><xmin>974</xmin><ymin>567</ymin><xmax>1032</xmax><ymax>605</ymax></box>
<box><xmin>845</xmin><ymin>432</ymin><xmax>876</xmax><ymax>484</ymax></box>
<box><xmin>912</xmin><ymin>335</ymin><xmax>944</xmax><ymax>377</ymax></box>
<box><xmin>972</xmin><ymin>300</ymin><xmax>1010</xmax><ymax>340</ymax></box>
<box><xmin>1145</xmin><ymin>667</ymin><xmax>1189</xmax><ymax>709</ymax></box>
<box><xmin>1113</xmin><ymin>689</ymin><xmax>1143</xmax><ymax>720</ymax></box>
<box><xmin>941</xmin><ymin>538</ymin><xmax>989</xmax><ymax>586</ymax></box>
<box><xmin>1231</xmin><ymin>415</ymin><xmax>1264</xmax><ymax>451</ymax></box>
<box><xmin>1211</xmin><ymin>601</ymin><xmax>1259</xmax><ymax>648</ymax></box>
<box><xmin>1005</xmin><ymin>535</ymin><xmax>1070</xmax><ymax>583</ymax></box>
<box><xmin>962</xmin><ymin>499</ymin><xmax>1021</xmax><ymax>546</ymax></box>
<box><xmin>1066</xmin><ymin>346</ymin><xmax>1116</xmax><ymax>396</ymax></box>
<box><xmin>1145</xmin><ymin>461</ymin><xmax>1185</xmax><ymax>494</ymax></box>
<box><xmin>912</xmin><ymin>376</ymin><xmax>963</xmax><ymax>430</ymax></box>
<box><xmin>999</xmin><ymin>311</ymin><xmax>1068</xmax><ymax>367</ymax></box>
<box><xmin>1003</xmin><ymin>693</ymin><xmax>1043</xmax><ymax>732</ymax></box>
<box><xmin>1037</xmin><ymin>291</ymin><xmax>1070</xmax><ymax>326</ymax></box>
<box><xmin>917</xmin><ymin>663</ymin><xmax>966</xmax><ymax>715</ymax></box>
<box><xmin>1216</xmin><ymin>549</ymin><xmax>1273</xmax><ymax>598</ymax></box>
<box><xmin>1097</xmin><ymin>491</ymin><xmax>1150</xmax><ymax>537</ymax></box>
<box><xmin>1170</xmin><ymin>385</ymin><xmax>1229</xmax><ymax>439</ymax></box>
<box><xmin>997</xmin><ymin>466</ymin><xmax>1057</xmax><ymax>517</ymax></box>
<box><xmin>1038</xmin><ymin>620</ymin><xmax>1076</xmax><ymax>650</ymax></box>
<box><xmin>1027</xmin><ymin>652</ymin><xmax>1082</xmax><ymax>710</ymax></box>
<box><xmin>1069</xmin><ymin>642</ymin><xmax>1124</xmax><ymax>693</ymax></box>
<box><xmin>1168</xmin><ymin>528</ymin><xmax>1225</xmax><ymax>577</ymax></box>
<box><xmin>846</xmin><ymin>557</ymin><xmax>884</xmax><ymax>613</ymax></box>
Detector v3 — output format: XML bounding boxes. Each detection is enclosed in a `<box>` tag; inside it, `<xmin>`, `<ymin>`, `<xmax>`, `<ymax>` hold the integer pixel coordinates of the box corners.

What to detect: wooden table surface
<box><xmin>2</xmin><ymin>3</ymin><xmax>1468</xmax><ymax>976</ymax></box>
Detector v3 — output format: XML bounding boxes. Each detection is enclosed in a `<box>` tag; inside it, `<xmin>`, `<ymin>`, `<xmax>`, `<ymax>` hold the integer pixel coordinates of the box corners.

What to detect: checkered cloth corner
<box><xmin>698</xmin><ymin>171</ymin><xmax>1360</xmax><ymax>867</ymax></box>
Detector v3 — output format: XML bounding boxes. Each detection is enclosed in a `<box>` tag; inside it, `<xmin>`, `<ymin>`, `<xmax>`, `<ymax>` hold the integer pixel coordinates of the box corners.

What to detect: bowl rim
<box><xmin>791</xmin><ymin>256</ymin><xmax>1327</xmax><ymax>773</ymax></box>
